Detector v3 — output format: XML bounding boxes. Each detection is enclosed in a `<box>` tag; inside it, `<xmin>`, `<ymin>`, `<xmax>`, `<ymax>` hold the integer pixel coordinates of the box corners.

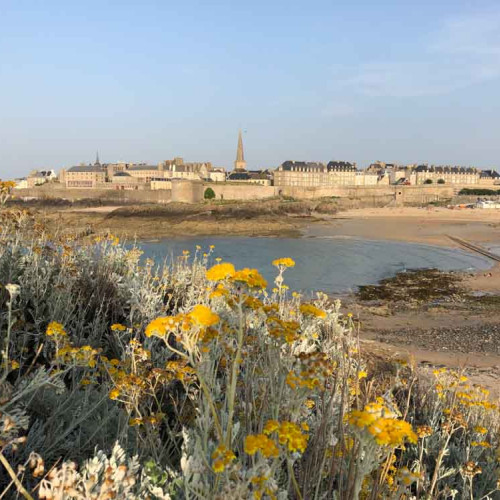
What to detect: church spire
<box><xmin>95</xmin><ymin>150</ymin><xmax>100</xmax><ymax>165</ymax></box>
<box><xmin>234</xmin><ymin>130</ymin><xmax>247</xmax><ymax>171</ymax></box>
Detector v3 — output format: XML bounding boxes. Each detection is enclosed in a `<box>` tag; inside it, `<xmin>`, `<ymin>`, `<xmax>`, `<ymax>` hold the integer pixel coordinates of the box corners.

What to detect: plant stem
<box><xmin>0</xmin><ymin>453</ymin><xmax>34</xmax><ymax>500</ymax></box>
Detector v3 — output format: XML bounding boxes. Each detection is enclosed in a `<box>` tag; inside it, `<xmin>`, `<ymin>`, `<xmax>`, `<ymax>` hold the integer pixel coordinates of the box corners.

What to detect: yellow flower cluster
<box><xmin>206</xmin><ymin>262</ymin><xmax>236</xmax><ymax>281</ymax></box>
<box><xmin>165</xmin><ymin>359</ymin><xmax>197</xmax><ymax>383</ymax></box>
<box><xmin>286</xmin><ymin>352</ymin><xmax>333</xmax><ymax>390</ymax></box>
<box><xmin>211</xmin><ymin>444</ymin><xmax>236</xmax><ymax>473</ymax></box>
<box><xmin>416</xmin><ymin>425</ymin><xmax>433</xmax><ymax>439</ymax></box>
<box><xmin>267</xmin><ymin>316</ymin><xmax>300</xmax><ymax>344</ymax></box>
<box><xmin>46</xmin><ymin>321</ymin><xmax>67</xmax><ymax>338</ymax></box>
<box><xmin>129</xmin><ymin>412</ymin><xmax>164</xmax><ymax>427</ymax></box>
<box><xmin>348</xmin><ymin>403</ymin><xmax>416</xmax><ymax>447</ymax></box>
<box><xmin>232</xmin><ymin>268</ymin><xmax>267</xmax><ymax>289</ymax></box>
<box><xmin>461</xmin><ymin>461</ymin><xmax>482</xmax><ymax>478</ymax></box>
<box><xmin>56</xmin><ymin>345</ymin><xmax>99</xmax><ymax>368</ymax></box>
<box><xmin>272</xmin><ymin>257</ymin><xmax>295</xmax><ymax>268</ymax></box>
<box><xmin>299</xmin><ymin>303</ymin><xmax>327</xmax><ymax>319</ymax></box>
<box><xmin>110</xmin><ymin>323</ymin><xmax>127</xmax><ymax>332</ymax></box>
<box><xmin>190</xmin><ymin>305</ymin><xmax>220</xmax><ymax>327</ymax></box>
<box><xmin>206</xmin><ymin>263</ymin><xmax>267</xmax><ymax>289</ymax></box>
<box><xmin>471</xmin><ymin>440</ymin><xmax>491</xmax><ymax>448</ymax></box>
<box><xmin>146</xmin><ymin>305</ymin><xmax>219</xmax><ymax>339</ymax></box>
<box><xmin>244</xmin><ymin>434</ymin><xmax>280</xmax><ymax>458</ymax></box>
<box><xmin>263</xmin><ymin>420</ymin><xmax>309</xmax><ymax>454</ymax></box>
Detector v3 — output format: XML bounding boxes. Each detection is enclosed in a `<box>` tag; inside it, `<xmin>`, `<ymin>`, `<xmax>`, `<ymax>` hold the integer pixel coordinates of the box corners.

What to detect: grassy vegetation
<box><xmin>0</xmin><ymin>206</ymin><xmax>499</xmax><ymax>499</ymax></box>
<box><xmin>458</xmin><ymin>188</ymin><xmax>500</xmax><ymax>196</ymax></box>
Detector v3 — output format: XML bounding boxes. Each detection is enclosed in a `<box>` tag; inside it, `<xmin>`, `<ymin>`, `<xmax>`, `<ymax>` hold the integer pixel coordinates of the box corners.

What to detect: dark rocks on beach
<box><xmin>357</xmin><ymin>268</ymin><xmax>465</xmax><ymax>303</ymax></box>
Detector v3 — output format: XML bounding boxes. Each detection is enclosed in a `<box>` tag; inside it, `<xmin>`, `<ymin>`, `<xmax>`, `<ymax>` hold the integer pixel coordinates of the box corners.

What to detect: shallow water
<box><xmin>139</xmin><ymin>236</ymin><xmax>492</xmax><ymax>295</ymax></box>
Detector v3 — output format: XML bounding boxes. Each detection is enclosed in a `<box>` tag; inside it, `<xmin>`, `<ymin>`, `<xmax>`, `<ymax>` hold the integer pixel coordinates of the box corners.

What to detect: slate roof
<box><xmin>67</xmin><ymin>165</ymin><xmax>105</xmax><ymax>173</ymax></box>
<box><xmin>480</xmin><ymin>169</ymin><xmax>500</xmax><ymax>178</ymax></box>
<box><xmin>415</xmin><ymin>165</ymin><xmax>478</xmax><ymax>174</ymax></box>
<box><xmin>327</xmin><ymin>161</ymin><xmax>357</xmax><ymax>172</ymax></box>
<box><xmin>228</xmin><ymin>172</ymin><xmax>251</xmax><ymax>180</ymax></box>
<box><xmin>128</xmin><ymin>165</ymin><xmax>159</xmax><ymax>171</ymax></box>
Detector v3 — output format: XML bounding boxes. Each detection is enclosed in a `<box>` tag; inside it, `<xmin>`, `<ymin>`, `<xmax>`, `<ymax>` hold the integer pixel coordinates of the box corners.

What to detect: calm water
<box><xmin>139</xmin><ymin>237</ymin><xmax>492</xmax><ymax>295</ymax></box>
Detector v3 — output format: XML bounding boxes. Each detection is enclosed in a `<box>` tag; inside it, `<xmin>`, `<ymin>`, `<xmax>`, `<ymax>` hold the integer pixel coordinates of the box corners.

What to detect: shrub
<box><xmin>204</xmin><ymin>187</ymin><xmax>215</xmax><ymax>200</ymax></box>
<box><xmin>424</xmin><ymin>179</ymin><xmax>433</xmax><ymax>184</ymax></box>
<box><xmin>459</xmin><ymin>188</ymin><xmax>500</xmax><ymax>196</ymax></box>
<box><xmin>0</xmin><ymin>214</ymin><xmax>499</xmax><ymax>499</ymax></box>
<box><xmin>437</xmin><ymin>178</ymin><xmax>445</xmax><ymax>184</ymax></box>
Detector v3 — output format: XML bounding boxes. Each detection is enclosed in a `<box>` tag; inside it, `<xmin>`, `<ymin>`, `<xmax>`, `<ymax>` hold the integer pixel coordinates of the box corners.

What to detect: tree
<box><xmin>437</xmin><ymin>179</ymin><xmax>445</xmax><ymax>184</ymax></box>
<box><xmin>204</xmin><ymin>187</ymin><xmax>215</xmax><ymax>200</ymax></box>
<box><xmin>424</xmin><ymin>179</ymin><xmax>433</xmax><ymax>184</ymax></box>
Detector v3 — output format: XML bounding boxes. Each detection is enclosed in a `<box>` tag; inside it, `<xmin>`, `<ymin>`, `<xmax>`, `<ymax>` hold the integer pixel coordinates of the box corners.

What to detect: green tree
<box><xmin>424</xmin><ymin>179</ymin><xmax>433</xmax><ymax>184</ymax></box>
<box><xmin>204</xmin><ymin>187</ymin><xmax>215</xmax><ymax>200</ymax></box>
<box><xmin>437</xmin><ymin>179</ymin><xmax>445</xmax><ymax>184</ymax></box>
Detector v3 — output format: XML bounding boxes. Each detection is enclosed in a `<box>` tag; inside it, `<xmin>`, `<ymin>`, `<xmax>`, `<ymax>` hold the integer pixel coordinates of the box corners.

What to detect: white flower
<box><xmin>5</xmin><ymin>283</ymin><xmax>20</xmax><ymax>301</ymax></box>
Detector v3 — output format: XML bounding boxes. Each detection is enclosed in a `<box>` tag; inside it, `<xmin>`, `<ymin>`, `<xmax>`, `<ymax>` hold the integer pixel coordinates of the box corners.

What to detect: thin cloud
<box><xmin>334</xmin><ymin>10</ymin><xmax>500</xmax><ymax>98</ymax></box>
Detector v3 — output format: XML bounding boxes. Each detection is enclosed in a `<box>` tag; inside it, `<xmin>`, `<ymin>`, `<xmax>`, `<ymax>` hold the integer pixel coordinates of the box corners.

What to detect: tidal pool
<box><xmin>139</xmin><ymin>236</ymin><xmax>492</xmax><ymax>295</ymax></box>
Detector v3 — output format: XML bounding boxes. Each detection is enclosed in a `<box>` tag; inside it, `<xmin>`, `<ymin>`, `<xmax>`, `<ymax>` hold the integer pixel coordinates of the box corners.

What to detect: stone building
<box><xmin>110</xmin><ymin>171</ymin><xmax>145</xmax><ymax>190</ymax></box>
<box><xmin>413</xmin><ymin>165</ymin><xmax>481</xmax><ymax>185</ymax></box>
<box><xmin>227</xmin><ymin>169</ymin><xmax>272</xmax><ymax>186</ymax></box>
<box><xmin>479</xmin><ymin>170</ymin><xmax>500</xmax><ymax>186</ymax></box>
<box><xmin>65</xmin><ymin>164</ymin><xmax>106</xmax><ymax>188</ymax></box>
<box><xmin>273</xmin><ymin>160</ymin><xmax>359</xmax><ymax>187</ymax></box>
<box><xmin>27</xmin><ymin>169</ymin><xmax>57</xmax><ymax>188</ymax></box>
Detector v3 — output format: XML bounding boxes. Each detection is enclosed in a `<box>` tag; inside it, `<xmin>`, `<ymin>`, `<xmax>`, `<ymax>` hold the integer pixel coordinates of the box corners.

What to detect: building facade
<box><xmin>65</xmin><ymin>164</ymin><xmax>106</xmax><ymax>188</ymax></box>
<box><xmin>273</xmin><ymin>160</ymin><xmax>360</xmax><ymax>187</ymax></box>
<box><xmin>414</xmin><ymin>165</ymin><xmax>481</xmax><ymax>185</ymax></box>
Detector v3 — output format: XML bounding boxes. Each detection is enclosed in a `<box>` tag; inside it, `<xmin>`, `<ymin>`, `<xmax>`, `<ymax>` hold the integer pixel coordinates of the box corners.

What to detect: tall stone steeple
<box><xmin>234</xmin><ymin>130</ymin><xmax>247</xmax><ymax>171</ymax></box>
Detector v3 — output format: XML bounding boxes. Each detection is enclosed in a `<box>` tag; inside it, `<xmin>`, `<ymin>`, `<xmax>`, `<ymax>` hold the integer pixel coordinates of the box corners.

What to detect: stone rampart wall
<box><xmin>13</xmin><ymin>182</ymin><xmax>456</xmax><ymax>206</ymax></box>
<box><xmin>207</xmin><ymin>184</ymin><xmax>277</xmax><ymax>201</ymax></box>
<box><xmin>13</xmin><ymin>186</ymin><xmax>172</xmax><ymax>204</ymax></box>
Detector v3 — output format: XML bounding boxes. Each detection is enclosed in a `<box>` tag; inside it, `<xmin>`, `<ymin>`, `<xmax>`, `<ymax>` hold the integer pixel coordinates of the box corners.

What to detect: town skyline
<box><xmin>2</xmin><ymin>1</ymin><xmax>500</xmax><ymax>177</ymax></box>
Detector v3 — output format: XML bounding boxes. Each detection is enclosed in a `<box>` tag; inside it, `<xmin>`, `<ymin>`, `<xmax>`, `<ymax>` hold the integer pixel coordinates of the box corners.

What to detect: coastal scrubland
<box><xmin>1</xmin><ymin>207</ymin><xmax>499</xmax><ymax>499</ymax></box>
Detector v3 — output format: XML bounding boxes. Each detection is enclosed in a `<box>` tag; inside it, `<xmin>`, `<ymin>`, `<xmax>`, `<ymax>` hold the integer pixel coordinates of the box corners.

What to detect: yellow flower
<box><xmin>244</xmin><ymin>434</ymin><xmax>279</xmax><ymax>458</ymax></box>
<box><xmin>272</xmin><ymin>257</ymin><xmax>295</xmax><ymax>268</ymax></box>
<box><xmin>189</xmin><ymin>305</ymin><xmax>219</xmax><ymax>327</ymax></box>
<box><xmin>300</xmin><ymin>303</ymin><xmax>327</xmax><ymax>318</ymax></box>
<box><xmin>145</xmin><ymin>316</ymin><xmax>182</xmax><ymax>337</ymax></box>
<box><xmin>263</xmin><ymin>420</ymin><xmax>280</xmax><ymax>435</ymax></box>
<box><xmin>473</xmin><ymin>426</ymin><xmax>487</xmax><ymax>435</ymax></box>
<box><xmin>231</xmin><ymin>268</ymin><xmax>267</xmax><ymax>289</ymax></box>
<box><xmin>109</xmin><ymin>388</ymin><xmax>120</xmax><ymax>400</ymax></box>
<box><xmin>416</xmin><ymin>425</ymin><xmax>433</xmax><ymax>439</ymax></box>
<box><xmin>10</xmin><ymin>360</ymin><xmax>20</xmax><ymax>370</ymax></box>
<box><xmin>111</xmin><ymin>323</ymin><xmax>126</xmax><ymax>332</ymax></box>
<box><xmin>212</xmin><ymin>459</ymin><xmax>225</xmax><ymax>473</ymax></box>
<box><xmin>358</xmin><ymin>371</ymin><xmax>368</xmax><ymax>380</ymax></box>
<box><xmin>206</xmin><ymin>262</ymin><xmax>236</xmax><ymax>281</ymax></box>
<box><xmin>46</xmin><ymin>321</ymin><xmax>67</xmax><ymax>337</ymax></box>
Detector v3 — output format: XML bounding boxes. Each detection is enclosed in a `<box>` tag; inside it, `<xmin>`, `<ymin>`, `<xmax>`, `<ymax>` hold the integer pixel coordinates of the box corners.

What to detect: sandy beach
<box><xmin>309</xmin><ymin>206</ymin><xmax>500</xmax><ymax>248</ymax></box>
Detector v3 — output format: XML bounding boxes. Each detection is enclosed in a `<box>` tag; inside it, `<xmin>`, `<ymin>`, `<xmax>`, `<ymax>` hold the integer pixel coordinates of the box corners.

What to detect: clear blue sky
<box><xmin>1</xmin><ymin>0</ymin><xmax>500</xmax><ymax>177</ymax></box>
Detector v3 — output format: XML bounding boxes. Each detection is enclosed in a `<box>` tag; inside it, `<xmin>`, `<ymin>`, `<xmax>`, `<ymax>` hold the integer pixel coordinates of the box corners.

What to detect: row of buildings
<box><xmin>13</xmin><ymin>135</ymin><xmax>500</xmax><ymax>191</ymax></box>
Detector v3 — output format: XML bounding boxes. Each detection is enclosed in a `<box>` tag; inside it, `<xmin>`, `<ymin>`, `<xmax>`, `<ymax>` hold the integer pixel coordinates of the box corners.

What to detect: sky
<box><xmin>1</xmin><ymin>0</ymin><xmax>500</xmax><ymax>177</ymax></box>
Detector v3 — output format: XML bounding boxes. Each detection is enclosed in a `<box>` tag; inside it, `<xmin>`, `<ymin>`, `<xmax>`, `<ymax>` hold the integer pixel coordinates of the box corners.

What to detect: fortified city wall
<box><xmin>13</xmin><ymin>185</ymin><xmax>172</xmax><ymax>204</ymax></box>
<box><xmin>14</xmin><ymin>182</ymin><xmax>460</xmax><ymax>207</ymax></box>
